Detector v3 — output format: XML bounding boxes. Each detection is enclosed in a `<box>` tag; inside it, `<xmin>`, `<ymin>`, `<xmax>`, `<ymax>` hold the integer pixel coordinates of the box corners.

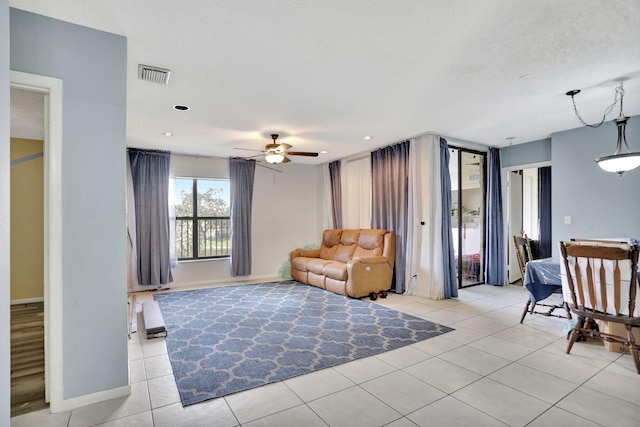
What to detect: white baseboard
<box><xmin>51</xmin><ymin>384</ymin><xmax>131</xmax><ymax>413</ymax></box>
<box><xmin>142</xmin><ymin>275</ymin><xmax>284</xmax><ymax>293</ymax></box>
<box><xmin>11</xmin><ymin>297</ymin><xmax>45</xmax><ymax>305</ymax></box>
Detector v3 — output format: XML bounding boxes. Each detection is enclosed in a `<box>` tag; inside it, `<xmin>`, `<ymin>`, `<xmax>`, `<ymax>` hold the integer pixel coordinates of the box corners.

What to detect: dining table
<box><xmin>524</xmin><ymin>257</ymin><xmax>562</xmax><ymax>305</ymax></box>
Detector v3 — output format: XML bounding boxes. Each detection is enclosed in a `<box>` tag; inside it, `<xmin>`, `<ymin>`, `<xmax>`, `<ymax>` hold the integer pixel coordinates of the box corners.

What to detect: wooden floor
<box><xmin>11</xmin><ymin>302</ymin><xmax>47</xmax><ymax>417</ymax></box>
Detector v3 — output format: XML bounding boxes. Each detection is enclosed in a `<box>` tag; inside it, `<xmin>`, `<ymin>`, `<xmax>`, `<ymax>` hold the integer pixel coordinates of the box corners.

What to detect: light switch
<box><xmin>564</xmin><ymin>216</ymin><xmax>571</xmax><ymax>225</ymax></box>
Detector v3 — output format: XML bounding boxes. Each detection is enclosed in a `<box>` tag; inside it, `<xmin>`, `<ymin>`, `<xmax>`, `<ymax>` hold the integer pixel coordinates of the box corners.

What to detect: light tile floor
<box><xmin>11</xmin><ymin>284</ymin><xmax>640</xmax><ymax>427</ymax></box>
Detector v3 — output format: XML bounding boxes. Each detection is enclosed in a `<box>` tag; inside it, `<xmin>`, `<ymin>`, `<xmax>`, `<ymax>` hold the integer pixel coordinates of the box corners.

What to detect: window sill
<box><xmin>177</xmin><ymin>257</ymin><xmax>230</xmax><ymax>264</ymax></box>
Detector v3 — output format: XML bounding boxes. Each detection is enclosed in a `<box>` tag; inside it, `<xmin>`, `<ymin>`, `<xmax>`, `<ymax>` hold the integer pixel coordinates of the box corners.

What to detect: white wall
<box><xmin>413</xmin><ymin>135</ymin><xmax>440</xmax><ymax>298</ymax></box>
<box><xmin>10</xmin><ymin>8</ymin><xmax>128</xmax><ymax>406</ymax></box>
<box><xmin>148</xmin><ymin>155</ymin><xmax>323</xmax><ymax>288</ymax></box>
<box><xmin>1</xmin><ymin>0</ymin><xmax>11</xmax><ymax>423</ymax></box>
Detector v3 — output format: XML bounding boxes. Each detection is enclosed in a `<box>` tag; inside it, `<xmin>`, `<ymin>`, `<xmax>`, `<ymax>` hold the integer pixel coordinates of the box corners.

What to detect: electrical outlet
<box><xmin>564</xmin><ymin>216</ymin><xmax>571</xmax><ymax>225</ymax></box>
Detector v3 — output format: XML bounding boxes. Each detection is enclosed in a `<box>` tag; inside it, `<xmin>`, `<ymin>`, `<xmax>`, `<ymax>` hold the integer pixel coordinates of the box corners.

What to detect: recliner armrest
<box><xmin>346</xmin><ymin>255</ymin><xmax>394</xmax><ymax>298</ymax></box>
<box><xmin>291</xmin><ymin>248</ymin><xmax>320</xmax><ymax>260</ymax></box>
<box><xmin>349</xmin><ymin>256</ymin><xmax>389</xmax><ymax>265</ymax></box>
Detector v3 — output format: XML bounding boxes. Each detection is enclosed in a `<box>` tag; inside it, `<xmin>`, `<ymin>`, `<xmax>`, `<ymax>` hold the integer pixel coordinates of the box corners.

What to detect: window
<box><xmin>173</xmin><ymin>178</ymin><xmax>231</xmax><ymax>260</ymax></box>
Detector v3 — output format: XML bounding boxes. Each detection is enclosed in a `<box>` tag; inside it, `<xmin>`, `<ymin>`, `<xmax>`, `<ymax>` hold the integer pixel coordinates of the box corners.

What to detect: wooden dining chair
<box><xmin>514</xmin><ymin>234</ymin><xmax>570</xmax><ymax>323</ymax></box>
<box><xmin>559</xmin><ymin>241</ymin><xmax>640</xmax><ymax>374</ymax></box>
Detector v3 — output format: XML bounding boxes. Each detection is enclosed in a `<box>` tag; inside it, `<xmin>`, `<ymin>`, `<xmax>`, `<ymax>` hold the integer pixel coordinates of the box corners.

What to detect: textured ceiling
<box><xmin>10</xmin><ymin>88</ymin><xmax>44</xmax><ymax>141</ymax></box>
<box><xmin>9</xmin><ymin>0</ymin><xmax>640</xmax><ymax>164</ymax></box>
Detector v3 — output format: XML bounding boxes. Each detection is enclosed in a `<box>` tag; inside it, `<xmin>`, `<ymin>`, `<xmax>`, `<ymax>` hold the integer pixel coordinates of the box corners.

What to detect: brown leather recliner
<box><xmin>290</xmin><ymin>229</ymin><xmax>395</xmax><ymax>298</ymax></box>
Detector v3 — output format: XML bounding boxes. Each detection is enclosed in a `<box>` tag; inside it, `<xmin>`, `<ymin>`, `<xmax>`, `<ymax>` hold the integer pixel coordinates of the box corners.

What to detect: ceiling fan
<box><xmin>235</xmin><ymin>134</ymin><xmax>319</xmax><ymax>164</ymax></box>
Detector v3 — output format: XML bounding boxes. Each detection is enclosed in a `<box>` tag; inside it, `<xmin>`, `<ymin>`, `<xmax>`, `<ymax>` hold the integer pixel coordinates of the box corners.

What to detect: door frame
<box><xmin>507</xmin><ymin>171</ymin><xmax>523</xmax><ymax>282</ymax></box>
<box><xmin>449</xmin><ymin>146</ymin><xmax>488</xmax><ymax>288</ymax></box>
<box><xmin>502</xmin><ymin>161</ymin><xmax>551</xmax><ymax>285</ymax></box>
<box><xmin>10</xmin><ymin>70</ymin><xmax>63</xmax><ymax>411</ymax></box>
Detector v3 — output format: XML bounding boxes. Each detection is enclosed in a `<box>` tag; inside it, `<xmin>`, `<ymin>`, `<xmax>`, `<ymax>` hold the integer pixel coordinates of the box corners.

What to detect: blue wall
<box><xmin>551</xmin><ymin>115</ymin><xmax>640</xmax><ymax>250</ymax></box>
<box><xmin>10</xmin><ymin>9</ymin><xmax>128</xmax><ymax>401</ymax></box>
<box><xmin>500</xmin><ymin>138</ymin><xmax>551</xmax><ymax>168</ymax></box>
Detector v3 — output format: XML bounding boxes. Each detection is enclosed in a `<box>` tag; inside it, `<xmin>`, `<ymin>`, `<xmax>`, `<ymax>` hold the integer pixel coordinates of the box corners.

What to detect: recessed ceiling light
<box><xmin>320</xmin><ymin>150</ymin><xmax>328</xmax><ymax>154</ymax></box>
<box><xmin>363</xmin><ymin>136</ymin><xmax>374</xmax><ymax>140</ymax></box>
<box><xmin>162</xmin><ymin>132</ymin><xmax>174</xmax><ymax>137</ymax></box>
<box><xmin>173</xmin><ymin>105</ymin><xmax>190</xmax><ymax>111</ymax></box>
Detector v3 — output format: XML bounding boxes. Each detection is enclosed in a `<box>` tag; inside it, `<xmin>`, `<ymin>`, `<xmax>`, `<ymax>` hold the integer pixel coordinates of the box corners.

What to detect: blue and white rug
<box><xmin>154</xmin><ymin>282</ymin><xmax>453</xmax><ymax>406</ymax></box>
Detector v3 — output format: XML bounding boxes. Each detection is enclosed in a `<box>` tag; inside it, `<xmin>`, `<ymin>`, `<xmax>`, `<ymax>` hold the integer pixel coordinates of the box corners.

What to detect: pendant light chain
<box><xmin>569</xmin><ymin>84</ymin><xmax>625</xmax><ymax>128</ymax></box>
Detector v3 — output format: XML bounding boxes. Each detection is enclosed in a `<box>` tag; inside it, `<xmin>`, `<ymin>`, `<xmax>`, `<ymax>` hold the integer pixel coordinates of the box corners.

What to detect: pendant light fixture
<box><xmin>566</xmin><ymin>84</ymin><xmax>640</xmax><ymax>176</ymax></box>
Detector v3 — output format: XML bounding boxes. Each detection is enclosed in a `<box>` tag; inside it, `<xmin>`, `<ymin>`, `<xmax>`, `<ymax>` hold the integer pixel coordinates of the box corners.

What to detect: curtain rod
<box><xmin>319</xmin><ymin>131</ymin><xmax>496</xmax><ymax>167</ymax></box>
<box><xmin>320</xmin><ymin>138</ymin><xmax>412</xmax><ymax>167</ymax></box>
<box><xmin>161</xmin><ymin>150</ymin><xmax>280</xmax><ymax>172</ymax></box>
<box><xmin>126</xmin><ymin>147</ymin><xmax>172</xmax><ymax>154</ymax></box>
<box><xmin>417</xmin><ymin>132</ymin><xmax>494</xmax><ymax>151</ymax></box>
<box><xmin>127</xmin><ymin>147</ymin><xmax>228</xmax><ymax>159</ymax></box>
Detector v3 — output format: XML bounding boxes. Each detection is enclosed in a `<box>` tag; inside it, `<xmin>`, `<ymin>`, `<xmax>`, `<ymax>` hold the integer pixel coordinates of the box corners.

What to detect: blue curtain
<box><xmin>371</xmin><ymin>140</ymin><xmax>410</xmax><ymax>293</ymax></box>
<box><xmin>128</xmin><ymin>149</ymin><xmax>173</xmax><ymax>286</ymax></box>
<box><xmin>328</xmin><ymin>160</ymin><xmax>343</xmax><ymax>229</ymax></box>
<box><xmin>229</xmin><ymin>157</ymin><xmax>256</xmax><ymax>277</ymax></box>
<box><xmin>440</xmin><ymin>138</ymin><xmax>458</xmax><ymax>298</ymax></box>
<box><xmin>538</xmin><ymin>166</ymin><xmax>552</xmax><ymax>259</ymax></box>
<box><xmin>486</xmin><ymin>147</ymin><xmax>505</xmax><ymax>285</ymax></box>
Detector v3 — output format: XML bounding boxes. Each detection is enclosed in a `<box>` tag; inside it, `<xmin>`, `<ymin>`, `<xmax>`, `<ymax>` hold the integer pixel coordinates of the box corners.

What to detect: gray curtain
<box><xmin>538</xmin><ymin>166</ymin><xmax>552</xmax><ymax>259</ymax></box>
<box><xmin>229</xmin><ymin>157</ymin><xmax>256</xmax><ymax>276</ymax></box>
<box><xmin>371</xmin><ymin>140</ymin><xmax>410</xmax><ymax>293</ymax></box>
<box><xmin>128</xmin><ymin>148</ymin><xmax>173</xmax><ymax>286</ymax></box>
<box><xmin>440</xmin><ymin>138</ymin><xmax>458</xmax><ymax>298</ymax></box>
<box><xmin>328</xmin><ymin>160</ymin><xmax>343</xmax><ymax>229</ymax></box>
<box><xmin>486</xmin><ymin>147</ymin><xmax>505</xmax><ymax>285</ymax></box>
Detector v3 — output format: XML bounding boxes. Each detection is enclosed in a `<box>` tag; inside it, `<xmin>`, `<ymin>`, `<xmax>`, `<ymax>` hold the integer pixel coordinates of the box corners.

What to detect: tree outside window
<box><xmin>173</xmin><ymin>178</ymin><xmax>231</xmax><ymax>259</ymax></box>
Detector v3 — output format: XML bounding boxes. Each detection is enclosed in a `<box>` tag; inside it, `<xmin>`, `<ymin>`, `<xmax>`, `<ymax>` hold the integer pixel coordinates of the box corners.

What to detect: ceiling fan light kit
<box><xmin>265</xmin><ymin>153</ymin><xmax>285</xmax><ymax>164</ymax></box>
<box><xmin>566</xmin><ymin>84</ymin><xmax>640</xmax><ymax>176</ymax></box>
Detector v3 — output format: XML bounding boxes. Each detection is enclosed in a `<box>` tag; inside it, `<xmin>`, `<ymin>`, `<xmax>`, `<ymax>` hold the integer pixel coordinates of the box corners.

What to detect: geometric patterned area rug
<box><xmin>154</xmin><ymin>281</ymin><xmax>454</xmax><ymax>406</ymax></box>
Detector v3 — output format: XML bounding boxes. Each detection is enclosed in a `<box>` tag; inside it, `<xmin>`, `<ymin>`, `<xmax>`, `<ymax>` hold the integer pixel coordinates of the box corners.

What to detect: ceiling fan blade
<box><xmin>235</xmin><ymin>147</ymin><xmax>264</xmax><ymax>152</ymax></box>
<box><xmin>282</xmin><ymin>155</ymin><xmax>292</xmax><ymax>163</ymax></box>
<box><xmin>286</xmin><ymin>151</ymin><xmax>319</xmax><ymax>157</ymax></box>
<box><xmin>276</xmin><ymin>143</ymin><xmax>292</xmax><ymax>152</ymax></box>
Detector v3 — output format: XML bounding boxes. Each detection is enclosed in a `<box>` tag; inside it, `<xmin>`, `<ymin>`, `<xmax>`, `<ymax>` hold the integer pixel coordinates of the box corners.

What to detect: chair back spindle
<box><xmin>513</xmin><ymin>234</ymin><xmax>533</xmax><ymax>279</ymax></box>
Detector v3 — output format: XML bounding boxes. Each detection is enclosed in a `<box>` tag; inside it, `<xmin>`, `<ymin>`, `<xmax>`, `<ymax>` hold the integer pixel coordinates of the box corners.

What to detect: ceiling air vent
<box><xmin>138</xmin><ymin>64</ymin><xmax>171</xmax><ymax>84</ymax></box>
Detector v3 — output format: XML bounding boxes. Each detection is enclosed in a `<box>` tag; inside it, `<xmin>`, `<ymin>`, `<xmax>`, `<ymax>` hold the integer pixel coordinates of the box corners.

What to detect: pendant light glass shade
<box><xmin>596</xmin><ymin>153</ymin><xmax>640</xmax><ymax>173</ymax></box>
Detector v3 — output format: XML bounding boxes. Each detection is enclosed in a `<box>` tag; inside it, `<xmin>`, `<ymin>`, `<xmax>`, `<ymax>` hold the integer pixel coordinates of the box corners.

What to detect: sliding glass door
<box><xmin>449</xmin><ymin>147</ymin><xmax>487</xmax><ymax>288</ymax></box>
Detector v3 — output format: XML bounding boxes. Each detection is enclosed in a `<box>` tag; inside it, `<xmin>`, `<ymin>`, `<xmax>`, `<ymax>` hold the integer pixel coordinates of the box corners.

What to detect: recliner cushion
<box><xmin>353</xmin><ymin>229</ymin><xmax>386</xmax><ymax>257</ymax></box>
<box><xmin>307</xmin><ymin>258</ymin><xmax>334</xmax><ymax>275</ymax></box>
<box><xmin>341</xmin><ymin>229</ymin><xmax>360</xmax><ymax>245</ymax></box>
<box><xmin>332</xmin><ymin>229</ymin><xmax>360</xmax><ymax>262</ymax></box>
<box><xmin>291</xmin><ymin>257</ymin><xmax>311</xmax><ymax>272</ymax></box>
<box><xmin>323</xmin><ymin>262</ymin><xmax>348</xmax><ymax>281</ymax></box>
<box><xmin>319</xmin><ymin>229</ymin><xmax>342</xmax><ymax>260</ymax></box>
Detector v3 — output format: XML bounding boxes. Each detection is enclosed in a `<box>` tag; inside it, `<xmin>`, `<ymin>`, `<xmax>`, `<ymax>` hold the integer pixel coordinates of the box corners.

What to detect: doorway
<box><xmin>10</xmin><ymin>71</ymin><xmax>64</xmax><ymax>414</ymax></box>
<box><xmin>506</xmin><ymin>165</ymin><xmax>551</xmax><ymax>284</ymax></box>
<box><xmin>9</xmin><ymin>96</ymin><xmax>46</xmax><ymax>415</ymax></box>
<box><xmin>449</xmin><ymin>147</ymin><xmax>487</xmax><ymax>288</ymax></box>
